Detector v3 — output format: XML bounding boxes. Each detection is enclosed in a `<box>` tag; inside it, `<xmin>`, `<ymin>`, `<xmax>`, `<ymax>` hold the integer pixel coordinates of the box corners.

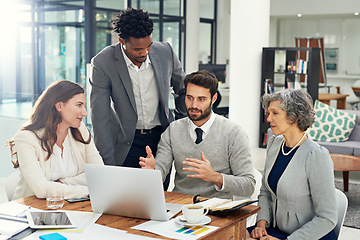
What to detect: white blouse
<box><xmin>50</xmin><ymin>134</ymin><xmax>78</xmax><ymax>181</ymax></box>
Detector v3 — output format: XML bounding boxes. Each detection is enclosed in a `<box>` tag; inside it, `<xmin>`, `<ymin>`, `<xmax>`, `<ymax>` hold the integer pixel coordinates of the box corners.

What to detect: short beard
<box><xmin>134</xmin><ymin>57</ymin><xmax>146</xmax><ymax>63</ymax></box>
<box><xmin>187</xmin><ymin>102</ymin><xmax>212</xmax><ymax>122</ymax></box>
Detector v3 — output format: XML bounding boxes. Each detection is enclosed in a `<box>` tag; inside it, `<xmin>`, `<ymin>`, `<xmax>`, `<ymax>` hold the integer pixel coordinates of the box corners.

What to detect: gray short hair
<box><xmin>261</xmin><ymin>89</ymin><xmax>315</xmax><ymax>131</ymax></box>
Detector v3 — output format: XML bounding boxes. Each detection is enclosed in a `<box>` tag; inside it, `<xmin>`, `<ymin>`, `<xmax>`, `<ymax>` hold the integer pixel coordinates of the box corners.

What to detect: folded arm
<box><xmin>15</xmin><ymin>131</ymin><xmax>89</xmax><ymax>199</ymax></box>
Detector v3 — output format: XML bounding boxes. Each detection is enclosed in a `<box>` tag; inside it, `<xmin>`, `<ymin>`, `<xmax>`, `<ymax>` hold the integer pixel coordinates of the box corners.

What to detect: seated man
<box><xmin>140</xmin><ymin>70</ymin><xmax>255</xmax><ymax>199</ymax></box>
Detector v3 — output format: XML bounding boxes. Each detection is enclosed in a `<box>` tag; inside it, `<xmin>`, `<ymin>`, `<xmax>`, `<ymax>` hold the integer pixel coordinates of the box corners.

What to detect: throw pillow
<box><xmin>307</xmin><ymin>100</ymin><xmax>358</xmax><ymax>142</ymax></box>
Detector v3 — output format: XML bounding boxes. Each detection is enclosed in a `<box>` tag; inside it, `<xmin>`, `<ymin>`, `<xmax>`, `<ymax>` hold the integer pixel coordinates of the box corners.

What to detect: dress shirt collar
<box><xmin>189</xmin><ymin>111</ymin><xmax>216</xmax><ymax>137</ymax></box>
<box><xmin>120</xmin><ymin>43</ymin><xmax>151</xmax><ymax>70</ymax></box>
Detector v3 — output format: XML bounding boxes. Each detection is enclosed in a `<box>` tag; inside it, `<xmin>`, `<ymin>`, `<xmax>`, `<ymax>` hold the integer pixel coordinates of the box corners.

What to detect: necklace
<box><xmin>281</xmin><ymin>133</ymin><xmax>306</xmax><ymax>156</ymax></box>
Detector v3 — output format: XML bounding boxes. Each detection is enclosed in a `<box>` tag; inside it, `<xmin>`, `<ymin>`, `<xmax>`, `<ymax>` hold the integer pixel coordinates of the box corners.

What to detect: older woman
<box><xmin>248</xmin><ymin>89</ymin><xmax>337</xmax><ymax>240</ymax></box>
<box><xmin>10</xmin><ymin>80</ymin><xmax>103</xmax><ymax>200</ymax></box>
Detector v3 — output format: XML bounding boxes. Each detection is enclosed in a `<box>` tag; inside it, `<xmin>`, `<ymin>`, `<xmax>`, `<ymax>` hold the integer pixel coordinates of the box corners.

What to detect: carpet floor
<box><xmin>335</xmin><ymin>181</ymin><xmax>360</xmax><ymax>229</ymax></box>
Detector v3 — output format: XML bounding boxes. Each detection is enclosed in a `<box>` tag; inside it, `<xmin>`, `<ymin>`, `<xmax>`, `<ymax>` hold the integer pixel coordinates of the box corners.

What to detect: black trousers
<box><xmin>122</xmin><ymin>126</ymin><xmax>171</xmax><ymax>191</ymax></box>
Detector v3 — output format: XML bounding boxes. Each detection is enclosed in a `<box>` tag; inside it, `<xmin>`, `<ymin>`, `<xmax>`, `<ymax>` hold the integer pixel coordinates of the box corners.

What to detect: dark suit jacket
<box><xmin>90</xmin><ymin>42</ymin><xmax>186</xmax><ymax>166</ymax></box>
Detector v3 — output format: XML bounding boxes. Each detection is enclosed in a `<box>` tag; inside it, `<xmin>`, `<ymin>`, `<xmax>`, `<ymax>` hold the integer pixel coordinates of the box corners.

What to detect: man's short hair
<box><xmin>184</xmin><ymin>70</ymin><xmax>218</xmax><ymax>97</ymax></box>
<box><xmin>113</xmin><ymin>8</ymin><xmax>153</xmax><ymax>41</ymax></box>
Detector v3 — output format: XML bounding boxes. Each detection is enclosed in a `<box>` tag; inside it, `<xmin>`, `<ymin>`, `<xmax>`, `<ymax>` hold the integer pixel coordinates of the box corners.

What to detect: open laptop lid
<box><xmin>85</xmin><ymin>164</ymin><xmax>180</xmax><ymax>221</ymax></box>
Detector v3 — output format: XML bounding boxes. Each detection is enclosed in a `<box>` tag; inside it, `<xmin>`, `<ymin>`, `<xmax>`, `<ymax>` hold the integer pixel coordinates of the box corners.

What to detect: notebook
<box><xmin>0</xmin><ymin>218</ymin><xmax>29</xmax><ymax>238</ymax></box>
<box><xmin>84</xmin><ymin>164</ymin><xmax>182</xmax><ymax>221</ymax></box>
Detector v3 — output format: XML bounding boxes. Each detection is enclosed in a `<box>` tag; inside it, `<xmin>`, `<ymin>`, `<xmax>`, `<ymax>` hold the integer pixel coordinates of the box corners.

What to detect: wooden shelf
<box><xmin>259</xmin><ymin>47</ymin><xmax>320</xmax><ymax>148</ymax></box>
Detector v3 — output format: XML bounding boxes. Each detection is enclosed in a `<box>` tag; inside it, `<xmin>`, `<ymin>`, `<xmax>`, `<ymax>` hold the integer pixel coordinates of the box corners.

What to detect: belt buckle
<box><xmin>140</xmin><ymin>129</ymin><xmax>151</xmax><ymax>134</ymax></box>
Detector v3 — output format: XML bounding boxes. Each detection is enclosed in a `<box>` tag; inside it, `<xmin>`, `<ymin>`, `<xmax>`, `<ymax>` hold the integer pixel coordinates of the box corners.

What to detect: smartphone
<box><xmin>65</xmin><ymin>197</ymin><xmax>90</xmax><ymax>203</ymax></box>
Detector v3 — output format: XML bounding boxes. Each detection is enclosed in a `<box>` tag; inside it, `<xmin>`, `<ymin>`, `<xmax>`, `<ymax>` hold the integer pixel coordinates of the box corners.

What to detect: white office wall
<box><xmin>228</xmin><ymin>0</ymin><xmax>270</xmax><ymax>147</ymax></box>
<box><xmin>343</xmin><ymin>19</ymin><xmax>360</xmax><ymax>75</ymax></box>
<box><xmin>272</xmin><ymin>17</ymin><xmax>360</xmax><ymax>75</ymax></box>
<box><xmin>216</xmin><ymin>0</ymin><xmax>230</xmax><ymax>65</ymax></box>
<box><xmin>270</xmin><ymin>0</ymin><xmax>360</xmax><ymax>16</ymax></box>
<box><xmin>185</xmin><ymin>0</ymin><xmax>200</xmax><ymax>73</ymax></box>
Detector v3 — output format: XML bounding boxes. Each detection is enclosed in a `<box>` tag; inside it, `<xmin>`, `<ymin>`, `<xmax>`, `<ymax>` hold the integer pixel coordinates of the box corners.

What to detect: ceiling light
<box><xmin>297</xmin><ymin>13</ymin><xmax>302</xmax><ymax>18</ymax></box>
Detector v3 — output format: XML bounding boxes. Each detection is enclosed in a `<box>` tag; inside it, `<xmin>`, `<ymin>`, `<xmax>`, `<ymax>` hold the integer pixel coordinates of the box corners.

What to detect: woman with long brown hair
<box><xmin>10</xmin><ymin>80</ymin><xmax>103</xmax><ymax>200</ymax></box>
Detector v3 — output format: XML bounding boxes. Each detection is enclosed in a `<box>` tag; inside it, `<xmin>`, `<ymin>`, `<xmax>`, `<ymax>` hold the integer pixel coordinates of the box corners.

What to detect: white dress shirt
<box><xmin>50</xmin><ymin>134</ymin><xmax>78</xmax><ymax>181</ymax></box>
<box><xmin>121</xmin><ymin>45</ymin><xmax>161</xmax><ymax>129</ymax></box>
<box><xmin>188</xmin><ymin>111</ymin><xmax>216</xmax><ymax>142</ymax></box>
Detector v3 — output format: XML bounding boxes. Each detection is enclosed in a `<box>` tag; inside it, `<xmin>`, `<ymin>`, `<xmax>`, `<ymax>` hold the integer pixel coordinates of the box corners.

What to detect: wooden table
<box><xmin>330</xmin><ymin>153</ymin><xmax>360</xmax><ymax>191</ymax></box>
<box><xmin>318</xmin><ymin>93</ymin><xmax>349</xmax><ymax>109</ymax></box>
<box><xmin>16</xmin><ymin>192</ymin><xmax>260</xmax><ymax>240</ymax></box>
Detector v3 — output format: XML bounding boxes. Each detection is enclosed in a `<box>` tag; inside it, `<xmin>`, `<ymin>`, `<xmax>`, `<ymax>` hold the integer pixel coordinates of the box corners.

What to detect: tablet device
<box><xmin>26</xmin><ymin>210</ymin><xmax>76</xmax><ymax>229</ymax></box>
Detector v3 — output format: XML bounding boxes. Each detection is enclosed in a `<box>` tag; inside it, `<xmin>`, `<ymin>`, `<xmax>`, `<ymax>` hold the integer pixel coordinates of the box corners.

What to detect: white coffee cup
<box><xmin>46</xmin><ymin>188</ymin><xmax>64</xmax><ymax>209</ymax></box>
<box><xmin>182</xmin><ymin>204</ymin><xmax>209</xmax><ymax>224</ymax></box>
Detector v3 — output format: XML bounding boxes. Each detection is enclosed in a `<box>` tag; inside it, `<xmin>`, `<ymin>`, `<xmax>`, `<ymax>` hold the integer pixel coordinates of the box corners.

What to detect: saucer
<box><xmin>175</xmin><ymin>215</ymin><xmax>211</xmax><ymax>227</ymax></box>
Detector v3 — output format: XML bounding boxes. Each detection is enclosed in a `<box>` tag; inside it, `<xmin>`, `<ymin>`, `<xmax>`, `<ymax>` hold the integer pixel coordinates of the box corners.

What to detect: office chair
<box><xmin>339</xmin><ymin>86</ymin><xmax>360</xmax><ymax>110</ymax></box>
<box><xmin>233</xmin><ymin>168</ymin><xmax>262</xmax><ymax>228</ymax></box>
<box><xmin>353</xmin><ymin>80</ymin><xmax>360</xmax><ymax>97</ymax></box>
<box><xmin>354</xmin><ymin>79</ymin><xmax>360</xmax><ymax>87</ymax></box>
<box><xmin>212</xmin><ymin>90</ymin><xmax>229</xmax><ymax>118</ymax></box>
<box><xmin>5</xmin><ymin>171</ymin><xmax>20</xmax><ymax>201</ymax></box>
<box><xmin>334</xmin><ymin>188</ymin><xmax>348</xmax><ymax>239</ymax></box>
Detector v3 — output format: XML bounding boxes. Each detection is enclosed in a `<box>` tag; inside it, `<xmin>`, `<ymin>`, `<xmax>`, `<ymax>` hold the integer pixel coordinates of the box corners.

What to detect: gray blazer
<box><xmin>90</xmin><ymin>42</ymin><xmax>186</xmax><ymax>166</ymax></box>
<box><xmin>257</xmin><ymin>135</ymin><xmax>337</xmax><ymax>240</ymax></box>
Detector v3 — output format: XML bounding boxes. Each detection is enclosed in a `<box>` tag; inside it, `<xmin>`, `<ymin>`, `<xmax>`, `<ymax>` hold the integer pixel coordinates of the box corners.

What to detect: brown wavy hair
<box><xmin>9</xmin><ymin>80</ymin><xmax>91</xmax><ymax>167</ymax></box>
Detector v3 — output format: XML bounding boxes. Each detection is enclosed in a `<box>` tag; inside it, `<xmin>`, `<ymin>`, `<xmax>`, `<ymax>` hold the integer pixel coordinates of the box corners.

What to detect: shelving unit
<box><xmin>259</xmin><ymin>47</ymin><xmax>320</xmax><ymax>148</ymax></box>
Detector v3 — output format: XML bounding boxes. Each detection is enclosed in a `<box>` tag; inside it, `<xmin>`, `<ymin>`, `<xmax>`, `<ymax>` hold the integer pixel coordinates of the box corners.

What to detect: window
<box><xmin>0</xmin><ymin>0</ymin><xmax>185</xmax><ymax>118</ymax></box>
<box><xmin>199</xmin><ymin>0</ymin><xmax>216</xmax><ymax>64</ymax></box>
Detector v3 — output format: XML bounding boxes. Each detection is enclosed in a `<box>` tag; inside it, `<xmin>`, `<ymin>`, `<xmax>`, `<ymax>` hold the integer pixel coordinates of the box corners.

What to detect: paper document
<box><xmin>132</xmin><ymin>219</ymin><xmax>218</xmax><ymax>240</ymax></box>
<box><xmin>0</xmin><ymin>218</ymin><xmax>29</xmax><ymax>239</ymax></box>
<box><xmin>24</xmin><ymin>224</ymin><xmax>158</xmax><ymax>240</ymax></box>
<box><xmin>66</xmin><ymin>211</ymin><xmax>102</xmax><ymax>232</ymax></box>
<box><xmin>85</xmin><ymin>225</ymin><xmax>158</xmax><ymax>240</ymax></box>
<box><xmin>196</xmin><ymin>197</ymin><xmax>253</xmax><ymax>211</ymax></box>
<box><xmin>196</xmin><ymin>198</ymin><xmax>231</xmax><ymax>209</ymax></box>
<box><xmin>166</xmin><ymin>202</ymin><xmax>183</xmax><ymax>219</ymax></box>
<box><xmin>0</xmin><ymin>201</ymin><xmax>31</xmax><ymax>239</ymax></box>
<box><xmin>0</xmin><ymin>201</ymin><xmax>30</xmax><ymax>218</ymax></box>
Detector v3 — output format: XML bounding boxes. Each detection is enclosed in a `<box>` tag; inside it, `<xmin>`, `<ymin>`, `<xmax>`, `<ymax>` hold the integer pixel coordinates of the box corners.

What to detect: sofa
<box><xmin>316</xmin><ymin>110</ymin><xmax>360</xmax><ymax>157</ymax></box>
<box><xmin>267</xmin><ymin>110</ymin><xmax>360</xmax><ymax>157</ymax></box>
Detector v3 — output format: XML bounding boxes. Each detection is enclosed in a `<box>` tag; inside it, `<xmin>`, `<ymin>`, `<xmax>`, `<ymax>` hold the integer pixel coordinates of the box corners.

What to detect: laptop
<box><xmin>84</xmin><ymin>164</ymin><xmax>182</xmax><ymax>221</ymax></box>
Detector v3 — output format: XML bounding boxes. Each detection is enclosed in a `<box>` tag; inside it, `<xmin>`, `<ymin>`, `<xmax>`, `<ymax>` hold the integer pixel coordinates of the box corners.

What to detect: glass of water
<box><xmin>46</xmin><ymin>188</ymin><xmax>64</xmax><ymax>209</ymax></box>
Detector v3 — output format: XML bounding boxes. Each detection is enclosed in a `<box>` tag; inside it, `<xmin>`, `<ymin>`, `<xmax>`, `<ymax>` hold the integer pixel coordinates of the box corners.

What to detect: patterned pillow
<box><xmin>307</xmin><ymin>100</ymin><xmax>358</xmax><ymax>142</ymax></box>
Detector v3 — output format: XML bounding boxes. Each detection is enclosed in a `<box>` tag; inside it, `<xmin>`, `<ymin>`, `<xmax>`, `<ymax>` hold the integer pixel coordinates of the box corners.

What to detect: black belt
<box><xmin>136</xmin><ymin>126</ymin><xmax>162</xmax><ymax>135</ymax></box>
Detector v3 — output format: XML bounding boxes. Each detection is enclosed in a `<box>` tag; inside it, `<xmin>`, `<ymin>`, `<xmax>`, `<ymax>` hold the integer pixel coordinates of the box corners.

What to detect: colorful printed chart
<box><xmin>175</xmin><ymin>226</ymin><xmax>212</xmax><ymax>236</ymax></box>
<box><xmin>132</xmin><ymin>218</ymin><xmax>219</xmax><ymax>240</ymax></box>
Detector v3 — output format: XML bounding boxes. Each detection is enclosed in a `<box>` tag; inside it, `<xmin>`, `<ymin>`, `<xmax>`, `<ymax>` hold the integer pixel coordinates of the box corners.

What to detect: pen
<box><xmin>0</xmin><ymin>214</ymin><xmax>28</xmax><ymax>223</ymax></box>
<box><xmin>15</xmin><ymin>206</ymin><xmax>31</xmax><ymax>218</ymax></box>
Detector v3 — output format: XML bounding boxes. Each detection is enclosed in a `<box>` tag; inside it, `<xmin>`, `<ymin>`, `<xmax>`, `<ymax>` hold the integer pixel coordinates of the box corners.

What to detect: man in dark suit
<box><xmin>90</xmin><ymin>8</ymin><xmax>186</xmax><ymax>189</ymax></box>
